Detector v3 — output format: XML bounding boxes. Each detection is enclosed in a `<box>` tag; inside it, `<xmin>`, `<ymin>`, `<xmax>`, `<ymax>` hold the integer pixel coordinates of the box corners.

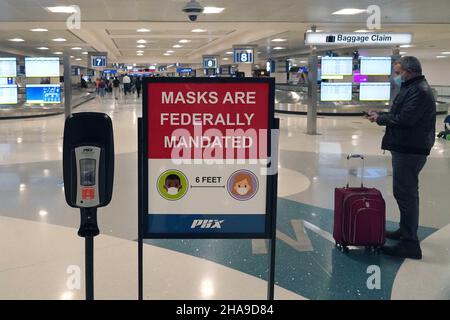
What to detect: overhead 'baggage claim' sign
<box><xmin>142</xmin><ymin>78</ymin><xmax>275</xmax><ymax>238</ymax></box>
<box><xmin>305</xmin><ymin>32</ymin><xmax>413</xmax><ymax>46</ymax></box>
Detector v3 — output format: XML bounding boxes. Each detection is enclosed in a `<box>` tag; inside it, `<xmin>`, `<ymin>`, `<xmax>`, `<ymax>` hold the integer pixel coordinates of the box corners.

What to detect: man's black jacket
<box><xmin>376</xmin><ymin>75</ymin><xmax>436</xmax><ymax>155</ymax></box>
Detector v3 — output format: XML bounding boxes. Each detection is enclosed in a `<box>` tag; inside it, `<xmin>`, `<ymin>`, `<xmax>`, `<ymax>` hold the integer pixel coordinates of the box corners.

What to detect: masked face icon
<box><xmin>163</xmin><ymin>174</ymin><xmax>182</xmax><ymax>195</ymax></box>
<box><xmin>232</xmin><ymin>174</ymin><xmax>253</xmax><ymax>197</ymax></box>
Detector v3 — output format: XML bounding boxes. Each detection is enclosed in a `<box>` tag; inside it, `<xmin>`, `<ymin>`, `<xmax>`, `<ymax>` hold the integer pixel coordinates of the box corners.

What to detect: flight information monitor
<box><xmin>359</xmin><ymin>82</ymin><xmax>391</xmax><ymax>101</ymax></box>
<box><xmin>321</xmin><ymin>57</ymin><xmax>353</xmax><ymax>76</ymax></box>
<box><xmin>26</xmin><ymin>84</ymin><xmax>61</xmax><ymax>104</ymax></box>
<box><xmin>360</xmin><ymin>57</ymin><xmax>392</xmax><ymax>75</ymax></box>
<box><xmin>320</xmin><ymin>82</ymin><xmax>353</xmax><ymax>101</ymax></box>
<box><xmin>0</xmin><ymin>85</ymin><xmax>18</xmax><ymax>104</ymax></box>
<box><xmin>25</xmin><ymin>57</ymin><xmax>60</xmax><ymax>77</ymax></box>
<box><xmin>0</xmin><ymin>58</ymin><xmax>17</xmax><ymax>78</ymax></box>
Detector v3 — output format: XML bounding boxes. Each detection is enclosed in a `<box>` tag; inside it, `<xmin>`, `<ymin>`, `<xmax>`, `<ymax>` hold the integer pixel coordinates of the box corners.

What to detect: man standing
<box><xmin>367</xmin><ymin>56</ymin><xmax>436</xmax><ymax>260</ymax></box>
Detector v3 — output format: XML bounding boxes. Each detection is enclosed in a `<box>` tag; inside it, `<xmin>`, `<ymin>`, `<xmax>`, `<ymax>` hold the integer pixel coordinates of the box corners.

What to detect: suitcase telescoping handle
<box><xmin>346</xmin><ymin>154</ymin><xmax>365</xmax><ymax>188</ymax></box>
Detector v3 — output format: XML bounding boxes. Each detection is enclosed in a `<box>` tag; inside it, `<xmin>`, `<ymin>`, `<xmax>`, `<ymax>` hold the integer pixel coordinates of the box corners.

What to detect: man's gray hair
<box><xmin>396</xmin><ymin>56</ymin><xmax>422</xmax><ymax>74</ymax></box>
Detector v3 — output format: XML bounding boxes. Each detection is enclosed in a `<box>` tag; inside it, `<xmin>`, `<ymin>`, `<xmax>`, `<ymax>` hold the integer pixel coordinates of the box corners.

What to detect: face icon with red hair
<box><xmin>232</xmin><ymin>173</ymin><xmax>253</xmax><ymax>196</ymax></box>
<box><xmin>228</xmin><ymin>170</ymin><xmax>259</xmax><ymax>201</ymax></box>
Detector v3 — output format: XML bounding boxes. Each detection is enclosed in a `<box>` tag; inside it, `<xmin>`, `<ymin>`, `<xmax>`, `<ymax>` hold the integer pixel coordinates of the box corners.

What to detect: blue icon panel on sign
<box><xmin>26</xmin><ymin>85</ymin><xmax>61</xmax><ymax>104</ymax></box>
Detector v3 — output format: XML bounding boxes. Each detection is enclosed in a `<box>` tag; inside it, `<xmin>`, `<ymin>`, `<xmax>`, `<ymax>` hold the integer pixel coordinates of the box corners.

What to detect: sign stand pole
<box><xmin>85</xmin><ymin>236</ymin><xmax>94</xmax><ymax>300</ymax></box>
<box><xmin>138</xmin><ymin>118</ymin><xmax>144</xmax><ymax>300</ymax></box>
<box><xmin>267</xmin><ymin>118</ymin><xmax>280</xmax><ymax>300</ymax></box>
<box><xmin>78</xmin><ymin>207</ymin><xmax>99</xmax><ymax>300</ymax></box>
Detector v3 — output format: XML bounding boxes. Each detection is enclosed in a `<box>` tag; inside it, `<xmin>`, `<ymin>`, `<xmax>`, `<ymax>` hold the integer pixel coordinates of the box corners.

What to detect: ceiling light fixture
<box><xmin>137</xmin><ymin>53</ymin><xmax>143</xmax><ymax>56</ymax></box>
<box><xmin>46</xmin><ymin>6</ymin><xmax>78</xmax><ymax>13</ymax></box>
<box><xmin>52</xmin><ymin>38</ymin><xmax>67</xmax><ymax>42</ymax></box>
<box><xmin>53</xmin><ymin>52</ymin><xmax>63</xmax><ymax>55</ymax></box>
<box><xmin>332</xmin><ymin>8</ymin><xmax>367</xmax><ymax>15</ymax></box>
<box><xmin>137</xmin><ymin>45</ymin><xmax>146</xmax><ymax>48</ymax></box>
<box><xmin>163</xmin><ymin>53</ymin><xmax>171</xmax><ymax>56</ymax></box>
<box><xmin>37</xmin><ymin>47</ymin><xmax>49</xmax><ymax>50</ymax></box>
<box><xmin>30</xmin><ymin>28</ymin><xmax>48</xmax><ymax>32</ymax></box>
<box><xmin>71</xmin><ymin>47</ymin><xmax>82</xmax><ymax>50</ymax></box>
<box><xmin>166</xmin><ymin>50</ymin><xmax>174</xmax><ymax>53</ymax></box>
<box><xmin>75</xmin><ymin>58</ymin><xmax>82</xmax><ymax>61</ymax></box>
<box><xmin>137</xmin><ymin>28</ymin><xmax>150</xmax><ymax>32</ymax></box>
<box><xmin>173</xmin><ymin>44</ymin><xmax>183</xmax><ymax>48</ymax></box>
<box><xmin>441</xmin><ymin>51</ymin><xmax>450</xmax><ymax>55</ymax></box>
<box><xmin>179</xmin><ymin>39</ymin><xmax>191</xmax><ymax>43</ymax></box>
<box><xmin>137</xmin><ymin>39</ymin><xmax>147</xmax><ymax>44</ymax></box>
<box><xmin>273</xmin><ymin>47</ymin><xmax>286</xmax><ymax>50</ymax></box>
<box><xmin>192</xmin><ymin>29</ymin><xmax>207</xmax><ymax>33</ymax></box>
<box><xmin>400</xmin><ymin>44</ymin><xmax>413</xmax><ymax>48</ymax></box>
<box><xmin>226</xmin><ymin>51</ymin><xmax>233</xmax><ymax>55</ymax></box>
<box><xmin>8</xmin><ymin>38</ymin><xmax>25</xmax><ymax>42</ymax></box>
<box><xmin>436</xmin><ymin>55</ymin><xmax>447</xmax><ymax>58</ymax></box>
<box><xmin>82</xmin><ymin>51</ymin><xmax>88</xmax><ymax>55</ymax></box>
<box><xmin>354</xmin><ymin>29</ymin><xmax>370</xmax><ymax>32</ymax></box>
<box><xmin>203</xmin><ymin>7</ymin><xmax>225</xmax><ymax>14</ymax></box>
<box><xmin>271</xmin><ymin>38</ymin><xmax>287</xmax><ymax>42</ymax></box>
<box><xmin>137</xmin><ymin>50</ymin><xmax>144</xmax><ymax>53</ymax></box>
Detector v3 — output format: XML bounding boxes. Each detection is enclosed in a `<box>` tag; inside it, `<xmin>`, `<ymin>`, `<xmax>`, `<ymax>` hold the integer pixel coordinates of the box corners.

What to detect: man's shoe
<box><xmin>386</xmin><ymin>229</ymin><xmax>403</xmax><ymax>241</ymax></box>
<box><xmin>381</xmin><ymin>241</ymin><xmax>422</xmax><ymax>260</ymax></box>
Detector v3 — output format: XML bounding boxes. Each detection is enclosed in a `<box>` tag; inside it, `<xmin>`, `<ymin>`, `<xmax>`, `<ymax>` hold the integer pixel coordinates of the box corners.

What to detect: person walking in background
<box><xmin>367</xmin><ymin>56</ymin><xmax>436</xmax><ymax>260</ymax></box>
<box><xmin>135</xmin><ymin>77</ymin><xmax>142</xmax><ymax>98</ymax></box>
<box><xmin>98</xmin><ymin>78</ymin><xmax>106</xmax><ymax>98</ymax></box>
<box><xmin>95</xmin><ymin>77</ymin><xmax>101</xmax><ymax>96</ymax></box>
<box><xmin>122</xmin><ymin>74</ymin><xmax>131</xmax><ymax>96</ymax></box>
<box><xmin>112</xmin><ymin>77</ymin><xmax>121</xmax><ymax>100</ymax></box>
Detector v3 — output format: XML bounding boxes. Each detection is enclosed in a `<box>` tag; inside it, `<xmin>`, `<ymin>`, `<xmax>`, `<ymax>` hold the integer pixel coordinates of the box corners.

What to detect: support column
<box><xmin>63</xmin><ymin>54</ymin><xmax>72</xmax><ymax>119</ymax></box>
<box><xmin>306</xmin><ymin>47</ymin><xmax>318</xmax><ymax>135</ymax></box>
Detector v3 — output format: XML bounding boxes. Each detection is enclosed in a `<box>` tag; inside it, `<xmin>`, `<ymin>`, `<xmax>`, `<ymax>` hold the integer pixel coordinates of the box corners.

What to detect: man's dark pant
<box><xmin>391</xmin><ymin>151</ymin><xmax>427</xmax><ymax>242</ymax></box>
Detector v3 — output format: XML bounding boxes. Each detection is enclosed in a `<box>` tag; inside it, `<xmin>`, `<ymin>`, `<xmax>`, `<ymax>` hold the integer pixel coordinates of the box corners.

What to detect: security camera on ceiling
<box><xmin>182</xmin><ymin>0</ymin><xmax>204</xmax><ymax>22</ymax></box>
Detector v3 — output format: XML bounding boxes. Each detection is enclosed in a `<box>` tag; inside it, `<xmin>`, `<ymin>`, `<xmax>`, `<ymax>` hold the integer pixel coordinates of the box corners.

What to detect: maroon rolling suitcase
<box><xmin>333</xmin><ymin>154</ymin><xmax>386</xmax><ymax>253</ymax></box>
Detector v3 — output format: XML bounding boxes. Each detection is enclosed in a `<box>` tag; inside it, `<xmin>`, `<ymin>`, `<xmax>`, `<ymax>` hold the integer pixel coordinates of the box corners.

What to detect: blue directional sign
<box><xmin>177</xmin><ymin>68</ymin><xmax>193</xmax><ymax>73</ymax></box>
<box><xmin>234</xmin><ymin>49</ymin><xmax>254</xmax><ymax>64</ymax></box>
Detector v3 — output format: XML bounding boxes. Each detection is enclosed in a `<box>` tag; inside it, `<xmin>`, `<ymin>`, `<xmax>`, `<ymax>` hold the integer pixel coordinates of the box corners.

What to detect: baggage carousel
<box><xmin>275</xmin><ymin>86</ymin><xmax>449</xmax><ymax>116</ymax></box>
<box><xmin>0</xmin><ymin>89</ymin><xmax>95</xmax><ymax>120</ymax></box>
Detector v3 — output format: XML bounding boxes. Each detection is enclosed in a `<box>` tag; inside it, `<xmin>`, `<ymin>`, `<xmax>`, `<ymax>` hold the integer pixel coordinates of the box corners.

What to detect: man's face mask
<box><xmin>394</xmin><ymin>75</ymin><xmax>403</xmax><ymax>87</ymax></box>
<box><xmin>167</xmin><ymin>187</ymin><xmax>179</xmax><ymax>195</ymax></box>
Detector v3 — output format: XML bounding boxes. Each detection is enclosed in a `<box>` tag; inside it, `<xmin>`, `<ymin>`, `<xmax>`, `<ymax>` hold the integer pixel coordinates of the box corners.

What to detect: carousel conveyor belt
<box><xmin>275</xmin><ymin>89</ymin><xmax>449</xmax><ymax>116</ymax></box>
